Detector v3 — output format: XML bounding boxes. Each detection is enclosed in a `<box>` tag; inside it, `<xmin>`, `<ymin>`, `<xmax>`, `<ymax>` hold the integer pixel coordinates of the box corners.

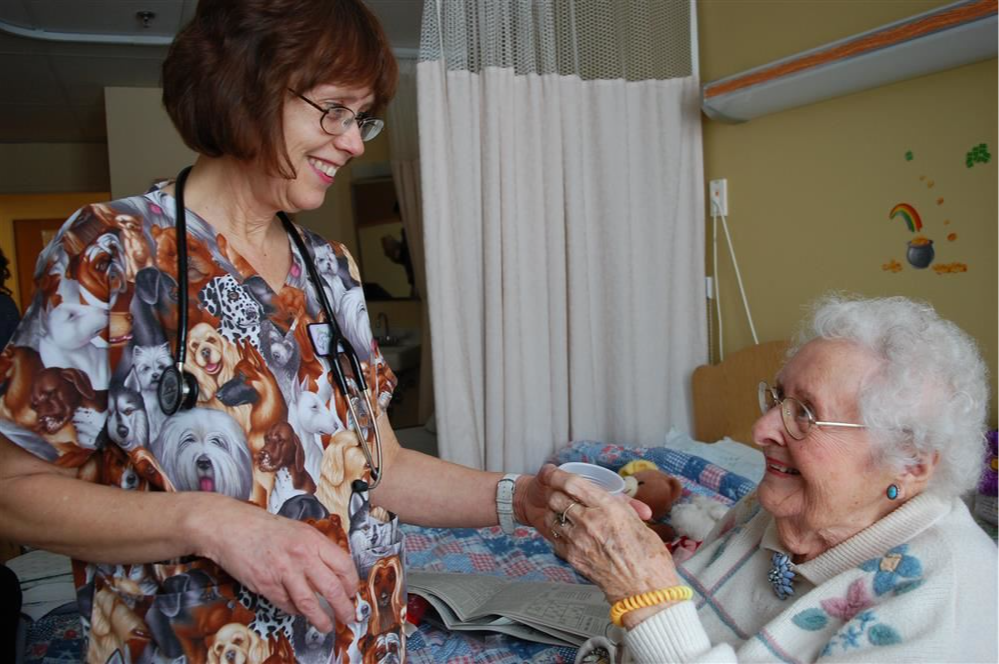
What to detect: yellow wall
<box><xmin>699</xmin><ymin>1</ymin><xmax>998</xmax><ymax>426</ymax></box>
<box><xmin>0</xmin><ymin>193</ymin><xmax>110</xmax><ymax>310</ymax></box>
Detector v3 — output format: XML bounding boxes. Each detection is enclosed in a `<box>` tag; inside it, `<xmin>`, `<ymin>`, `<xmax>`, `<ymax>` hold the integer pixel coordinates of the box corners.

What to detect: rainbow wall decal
<box><xmin>890</xmin><ymin>203</ymin><xmax>923</xmax><ymax>233</ymax></box>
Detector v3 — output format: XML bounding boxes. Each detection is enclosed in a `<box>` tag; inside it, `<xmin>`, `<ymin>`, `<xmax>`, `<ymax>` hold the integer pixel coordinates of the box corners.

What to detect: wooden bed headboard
<box><xmin>692</xmin><ymin>340</ymin><xmax>790</xmax><ymax>448</ymax></box>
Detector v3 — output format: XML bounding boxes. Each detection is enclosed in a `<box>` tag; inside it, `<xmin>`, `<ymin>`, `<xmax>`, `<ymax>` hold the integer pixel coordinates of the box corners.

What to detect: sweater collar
<box><xmin>760</xmin><ymin>492</ymin><xmax>953</xmax><ymax>586</ymax></box>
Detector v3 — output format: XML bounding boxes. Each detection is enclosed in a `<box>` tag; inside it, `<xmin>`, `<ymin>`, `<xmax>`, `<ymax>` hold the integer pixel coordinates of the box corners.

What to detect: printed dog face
<box><xmin>45</xmin><ymin>303</ymin><xmax>107</xmax><ymax>350</ymax></box>
<box><xmin>132</xmin><ymin>343</ymin><xmax>172</xmax><ymax>392</ymax></box>
<box><xmin>153</xmin><ymin>409</ymin><xmax>253</xmax><ymax>500</ymax></box>
<box><xmin>292</xmin><ymin>615</ymin><xmax>335</xmax><ymax>664</ymax></box>
<box><xmin>256</xmin><ymin>422</ymin><xmax>300</xmax><ymax>473</ymax></box>
<box><xmin>206</xmin><ymin>622</ymin><xmax>270</xmax><ymax>664</ymax></box>
<box><xmin>188</xmin><ymin>324</ymin><xmax>227</xmax><ymax>376</ymax></box>
<box><xmin>313</xmin><ymin>244</ymin><xmax>340</xmax><ymax>279</ymax></box>
<box><xmin>78</xmin><ymin>233</ymin><xmax>126</xmax><ymax>304</ymax></box>
<box><xmin>0</xmin><ymin>345</ymin><xmax>44</xmax><ymax>424</ymax></box>
<box><xmin>360</xmin><ymin>632</ymin><xmax>401</xmax><ymax>664</ymax></box>
<box><xmin>30</xmin><ymin>367</ymin><xmax>96</xmax><ymax>434</ymax></box>
<box><xmin>260</xmin><ymin>321</ymin><xmax>296</xmax><ymax>368</ymax></box>
<box><xmin>371</xmin><ymin>564</ymin><xmax>397</xmax><ymax>616</ymax></box>
<box><xmin>151</xmin><ymin>226</ymin><xmax>220</xmax><ymax>294</ymax></box>
<box><xmin>107</xmin><ymin>381</ymin><xmax>149</xmax><ymax>451</ymax></box>
<box><xmin>188</xmin><ymin>323</ymin><xmax>240</xmax><ymax>378</ymax></box>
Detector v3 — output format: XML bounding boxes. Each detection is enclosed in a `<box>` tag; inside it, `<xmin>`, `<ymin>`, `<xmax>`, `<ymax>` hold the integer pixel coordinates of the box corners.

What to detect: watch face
<box><xmin>158</xmin><ymin>366</ymin><xmax>181</xmax><ymax>415</ymax></box>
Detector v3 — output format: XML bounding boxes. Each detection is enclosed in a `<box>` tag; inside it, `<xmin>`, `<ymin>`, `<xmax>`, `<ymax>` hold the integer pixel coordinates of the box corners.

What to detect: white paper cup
<box><xmin>558</xmin><ymin>462</ymin><xmax>626</xmax><ymax>495</ymax></box>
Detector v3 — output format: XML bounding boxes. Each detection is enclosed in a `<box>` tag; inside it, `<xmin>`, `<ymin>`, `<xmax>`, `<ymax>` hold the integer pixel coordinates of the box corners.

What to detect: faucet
<box><xmin>376</xmin><ymin>312</ymin><xmax>391</xmax><ymax>344</ymax></box>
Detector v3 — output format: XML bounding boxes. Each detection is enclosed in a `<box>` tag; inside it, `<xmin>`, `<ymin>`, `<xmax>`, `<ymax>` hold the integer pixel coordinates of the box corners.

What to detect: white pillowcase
<box><xmin>663</xmin><ymin>427</ymin><xmax>765</xmax><ymax>485</ymax></box>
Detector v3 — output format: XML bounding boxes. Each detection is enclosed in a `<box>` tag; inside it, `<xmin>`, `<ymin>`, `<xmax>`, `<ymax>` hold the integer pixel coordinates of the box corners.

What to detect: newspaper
<box><xmin>6</xmin><ymin>549</ymin><xmax>77</xmax><ymax>621</ymax></box>
<box><xmin>407</xmin><ymin>571</ymin><xmax>615</xmax><ymax>647</ymax></box>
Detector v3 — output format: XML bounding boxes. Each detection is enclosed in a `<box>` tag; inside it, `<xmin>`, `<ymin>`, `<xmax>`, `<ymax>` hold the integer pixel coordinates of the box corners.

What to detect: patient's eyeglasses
<box><xmin>758</xmin><ymin>382</ymin><xmax>866</xmax><ymax>441</ymax></box>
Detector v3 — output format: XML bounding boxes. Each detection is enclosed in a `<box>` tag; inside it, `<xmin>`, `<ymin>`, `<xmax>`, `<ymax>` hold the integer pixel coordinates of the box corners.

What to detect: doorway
<box><xmin>13</xmin><ymin>218</ymin><xmax>64</xmax><ymax>312</ymax></box>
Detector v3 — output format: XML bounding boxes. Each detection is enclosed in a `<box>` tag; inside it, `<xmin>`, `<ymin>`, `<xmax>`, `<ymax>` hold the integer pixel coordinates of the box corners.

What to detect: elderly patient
<box><xmin>535</xmin><ymin>295</ymin><xmax>997</xmax><ymax>663</ymax></box>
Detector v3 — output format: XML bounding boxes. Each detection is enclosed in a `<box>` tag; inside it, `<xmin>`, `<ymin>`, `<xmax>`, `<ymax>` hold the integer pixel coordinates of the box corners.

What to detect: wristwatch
<box><xmin>496</xmin><ymin>473</ymin><xmax>521</xmax><ymax>535</ymax></box>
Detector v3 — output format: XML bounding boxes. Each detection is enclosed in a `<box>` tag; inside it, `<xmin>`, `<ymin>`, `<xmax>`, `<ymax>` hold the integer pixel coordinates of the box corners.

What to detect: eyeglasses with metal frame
<box><xmin>758</xmin><ymin>381</ymin><xmax>866</xmax><ymax>441</ymax></box>
<box><xmin>289</xmin><ymin>89</ymin><xmax>385</xmax><ymax>142</ymax></box>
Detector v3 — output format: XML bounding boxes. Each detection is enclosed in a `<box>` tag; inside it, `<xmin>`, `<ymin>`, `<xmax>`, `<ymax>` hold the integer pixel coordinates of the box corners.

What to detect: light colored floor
<box><xmin>395</xmin><ymin>426</ymin><xmax>438</xmax><ymax>457</ymax></box>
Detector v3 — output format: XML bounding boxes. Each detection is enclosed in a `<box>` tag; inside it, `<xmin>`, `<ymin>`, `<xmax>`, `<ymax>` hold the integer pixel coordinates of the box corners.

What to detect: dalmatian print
<box><xmin>237</xmin><ymin>585</ymin><xmax>296</xmax><ymax>641</ymax></box>
<box><xmin>198</xmin><ymin>274</ymin><xmax>264</xmax><ymax>349</ymax></box>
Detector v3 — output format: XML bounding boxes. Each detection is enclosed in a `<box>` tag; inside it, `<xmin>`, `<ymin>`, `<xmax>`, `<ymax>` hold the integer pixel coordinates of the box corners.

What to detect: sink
<box><xmin>377</xmin><ymin>341</ymin><xmax>421</xmax><ymax>371</ymax></box>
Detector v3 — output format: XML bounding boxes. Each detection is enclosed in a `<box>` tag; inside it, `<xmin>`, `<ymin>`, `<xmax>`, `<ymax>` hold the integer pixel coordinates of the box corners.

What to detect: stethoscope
<box><xmin>158</xmin><ymin>165</ymin><xmax>384</xmax><ymax>488</ymax></box>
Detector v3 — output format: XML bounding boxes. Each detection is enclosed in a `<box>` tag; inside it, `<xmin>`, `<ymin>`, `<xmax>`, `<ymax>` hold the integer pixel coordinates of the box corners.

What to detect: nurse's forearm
<box><xmin>0</xmin><ymin>436</ymin><xmax>218</xmax><ymax>564</ymax></box>
<box><xmin>371</xmin><ymin>443</ymin><xmax>511</xmax><ymax>527</ymax></box>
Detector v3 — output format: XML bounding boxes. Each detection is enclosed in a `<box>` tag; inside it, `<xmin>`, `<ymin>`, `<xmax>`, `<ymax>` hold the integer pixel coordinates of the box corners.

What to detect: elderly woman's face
<box><xmin>752</xmin><ymin>339</ymin><xmax>896</xmax><ymax>536</ymax></box>
<box><xmin>258</xmin><ymin>82</ymin><xmax>375</xmax><ymax>213</ymax></box>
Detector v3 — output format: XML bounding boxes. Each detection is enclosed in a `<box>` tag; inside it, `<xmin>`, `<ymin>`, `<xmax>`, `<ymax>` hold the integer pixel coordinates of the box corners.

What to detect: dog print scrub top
<box><xmin>0</xmin><ymin>186</ymin><xmax>406</xmax><ymax>664</ymax></box>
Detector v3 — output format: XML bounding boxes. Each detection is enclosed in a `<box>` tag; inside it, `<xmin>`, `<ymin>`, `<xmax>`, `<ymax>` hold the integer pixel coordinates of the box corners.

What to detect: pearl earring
<box><xmin>886</xmin><ymin>484</ymin><xmax>899</xmax><ymax>500</ymax></box>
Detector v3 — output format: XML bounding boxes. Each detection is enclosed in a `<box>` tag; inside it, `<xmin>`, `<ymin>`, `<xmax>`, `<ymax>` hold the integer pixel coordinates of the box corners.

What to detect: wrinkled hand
<box><xmin>531</xmin><ymin>464</ymin><xmax>680</xmax><ymax>603</ymax></box>
<box><xmin>516</xmin><ymin>466</ymin><xmax>652</xmax><ymax>534</ymax></box>
<box><xmin>193</xmin><ymin>496</ymin><xmax>359</xmax><ymax>632</ymax></box>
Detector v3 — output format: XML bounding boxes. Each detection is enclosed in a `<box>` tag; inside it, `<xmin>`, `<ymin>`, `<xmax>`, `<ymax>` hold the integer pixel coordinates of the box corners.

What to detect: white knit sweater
<box><xmin>625</xmin><ymin>491</ymin><xmax>998</xmax><ymax>663</ymax></box>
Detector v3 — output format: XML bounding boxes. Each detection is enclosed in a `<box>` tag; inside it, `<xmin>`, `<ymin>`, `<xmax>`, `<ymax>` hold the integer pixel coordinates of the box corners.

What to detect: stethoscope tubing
<box><xmin>170</xmin><ymin>166</ymin><xmax>383</xmax><ymax>489</ymax></box>
<box><xmin>173</xmin><ymin>166</ymin><xmax>193</xmax><ymax>376</ymax></box>
<box><xmin>279</xmin><ymin>212</ymin><xmax>384</xmax><ymax>489</ymax></box>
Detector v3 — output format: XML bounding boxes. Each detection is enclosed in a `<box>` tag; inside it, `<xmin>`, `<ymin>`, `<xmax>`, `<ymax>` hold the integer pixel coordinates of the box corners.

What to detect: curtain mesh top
<box><xmin>420</xmin><ymin>0</ymin><xmax>693</xmax><ymax>81</ymax></box>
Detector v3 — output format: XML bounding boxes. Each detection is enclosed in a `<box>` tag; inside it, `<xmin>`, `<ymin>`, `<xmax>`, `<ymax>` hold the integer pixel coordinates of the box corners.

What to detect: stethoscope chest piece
<box><xmin>158</xmin><ymin>364</ymin><xmax>199</xmax><ymax>416</ymax></box>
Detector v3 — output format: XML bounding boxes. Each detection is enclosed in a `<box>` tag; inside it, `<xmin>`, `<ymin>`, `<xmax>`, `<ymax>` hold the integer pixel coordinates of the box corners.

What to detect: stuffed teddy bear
<box><xmin>618</xmin><ymin>460</ymin><xmax>684</xmax><ymax>542</ymax></box>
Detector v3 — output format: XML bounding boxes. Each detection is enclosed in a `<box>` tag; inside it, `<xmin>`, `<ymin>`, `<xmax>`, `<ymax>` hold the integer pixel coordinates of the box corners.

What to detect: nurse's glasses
<box><xmin>290</xmin><ymin>89</ymin><xmax>385</xmax><ymax>142</ymax></box>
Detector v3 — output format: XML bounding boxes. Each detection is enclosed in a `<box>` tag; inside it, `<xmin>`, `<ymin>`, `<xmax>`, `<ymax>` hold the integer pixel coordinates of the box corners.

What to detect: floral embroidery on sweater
<box><xmin>859</xmin><ymin>544</ymin><xmax>924</xmax><ymax>595</ymax></box>
<box><xmin>791</xmin><ymin>544</ymin><xmax>925</xmax><ymax>654</ymax></box>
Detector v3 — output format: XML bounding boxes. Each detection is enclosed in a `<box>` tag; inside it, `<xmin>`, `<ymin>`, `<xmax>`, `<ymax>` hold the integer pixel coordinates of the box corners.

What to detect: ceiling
<box><xmin>0</xmin><ymin>0</ymin><xmax>423</xmax><ymax>144</ymax></box>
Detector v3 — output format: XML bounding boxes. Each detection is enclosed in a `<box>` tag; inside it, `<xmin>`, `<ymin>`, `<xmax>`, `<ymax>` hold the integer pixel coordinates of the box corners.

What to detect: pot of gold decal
<box><xmin>906</xmin><ymin>236</ymin><xmax>935</xmax><ymax>269</ymax></box>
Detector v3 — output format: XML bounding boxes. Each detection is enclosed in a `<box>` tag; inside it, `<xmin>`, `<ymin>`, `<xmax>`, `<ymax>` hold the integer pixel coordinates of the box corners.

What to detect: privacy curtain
<box><xmin>418</xmin><ymin>0</ymin><xmax>707</xmax><ymax>472</ymax></box>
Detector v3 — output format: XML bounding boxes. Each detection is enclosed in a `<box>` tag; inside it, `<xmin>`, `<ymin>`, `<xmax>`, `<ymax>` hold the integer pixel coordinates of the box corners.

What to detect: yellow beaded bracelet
<box><xmin>609</xmin><ymin>585</ymin><xmax>693</xmax><ymax>626</ymax></box>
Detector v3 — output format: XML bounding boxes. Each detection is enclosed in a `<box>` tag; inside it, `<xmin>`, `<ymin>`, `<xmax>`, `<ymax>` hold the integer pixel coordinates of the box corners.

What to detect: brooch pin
<box><xmin>768</xmin><ymin>552</ymin><xmax>796</xmax><ymax>600</ymax></box>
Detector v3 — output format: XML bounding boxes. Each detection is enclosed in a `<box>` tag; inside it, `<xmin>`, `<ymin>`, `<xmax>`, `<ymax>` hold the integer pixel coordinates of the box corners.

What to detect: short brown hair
<box><xmin>162</xmin><ymin>0</ymin><xmax>398</xmax><ymax>178</ymax></box>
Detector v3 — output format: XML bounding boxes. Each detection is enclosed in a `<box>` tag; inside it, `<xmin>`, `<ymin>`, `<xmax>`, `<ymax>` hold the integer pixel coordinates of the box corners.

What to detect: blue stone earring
<box><xmin>886</xmin><ymin>484</ymin><xmax>899</xmax><ymax>500</ymax></box>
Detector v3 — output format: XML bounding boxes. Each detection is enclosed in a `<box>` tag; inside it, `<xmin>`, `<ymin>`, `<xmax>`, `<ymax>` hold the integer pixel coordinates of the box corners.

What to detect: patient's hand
<box><xmin>535</xmin><ymin>464</ymin><xmax>679</xmax><ymax>604</ymax></box>
<box><xmin>516</xmin><ymin>465</ymin><xmax>652</xmax><ymax>535</ymax></box>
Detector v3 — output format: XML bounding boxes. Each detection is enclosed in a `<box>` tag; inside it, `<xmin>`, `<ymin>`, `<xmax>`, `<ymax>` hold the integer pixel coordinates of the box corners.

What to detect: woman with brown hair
<box><xmin>0</xmin><ymin>1</ymin><xmax>560</xmax><ymax>661</ymax></box>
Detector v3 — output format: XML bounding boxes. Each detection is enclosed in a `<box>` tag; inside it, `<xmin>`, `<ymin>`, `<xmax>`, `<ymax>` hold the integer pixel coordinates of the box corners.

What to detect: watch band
<box><xmin>496</xmin><ymin>473</ymin><xmax>521</xmax><ymax>535</ymax></box>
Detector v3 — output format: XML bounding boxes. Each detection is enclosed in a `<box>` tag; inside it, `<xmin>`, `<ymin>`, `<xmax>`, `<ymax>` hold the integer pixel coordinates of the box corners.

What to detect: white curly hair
<box><xmin>789</xmin><ymin>294</ymin><xmax>989</xmax><ymax>498</ymax></box>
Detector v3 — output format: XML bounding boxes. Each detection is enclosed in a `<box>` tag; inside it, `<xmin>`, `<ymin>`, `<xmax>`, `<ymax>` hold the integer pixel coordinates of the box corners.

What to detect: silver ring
<box><xmin>559</xmin><ymin>501</ymin><xmax>580</xmax><ymax>527</ymax></box>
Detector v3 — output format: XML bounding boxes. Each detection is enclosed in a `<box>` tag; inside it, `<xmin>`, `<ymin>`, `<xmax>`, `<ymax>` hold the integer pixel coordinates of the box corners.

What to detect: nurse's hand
<box><xmin>187</xmin><ymin>493</ymin><xmax>359</xmax><ymax>632</ymax></box>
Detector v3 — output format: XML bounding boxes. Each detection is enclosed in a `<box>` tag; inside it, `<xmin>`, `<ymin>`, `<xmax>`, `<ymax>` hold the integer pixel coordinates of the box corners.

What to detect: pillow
<box><xmin>663</xmin><ymin>427</ymin><xmax>765</xmax><ymax>484</ymax></box>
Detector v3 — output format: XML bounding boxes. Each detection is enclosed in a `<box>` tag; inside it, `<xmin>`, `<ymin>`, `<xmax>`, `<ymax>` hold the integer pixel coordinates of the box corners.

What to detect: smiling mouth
<box><xmin>309</xmin><ymin>158</ymin><xmax>338</xmax><ymax>179</ymax></box>
<box><xmin>767</xmin><ymin>459</ymin><xmax>801</xmax><ymax>476</ymax></box>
